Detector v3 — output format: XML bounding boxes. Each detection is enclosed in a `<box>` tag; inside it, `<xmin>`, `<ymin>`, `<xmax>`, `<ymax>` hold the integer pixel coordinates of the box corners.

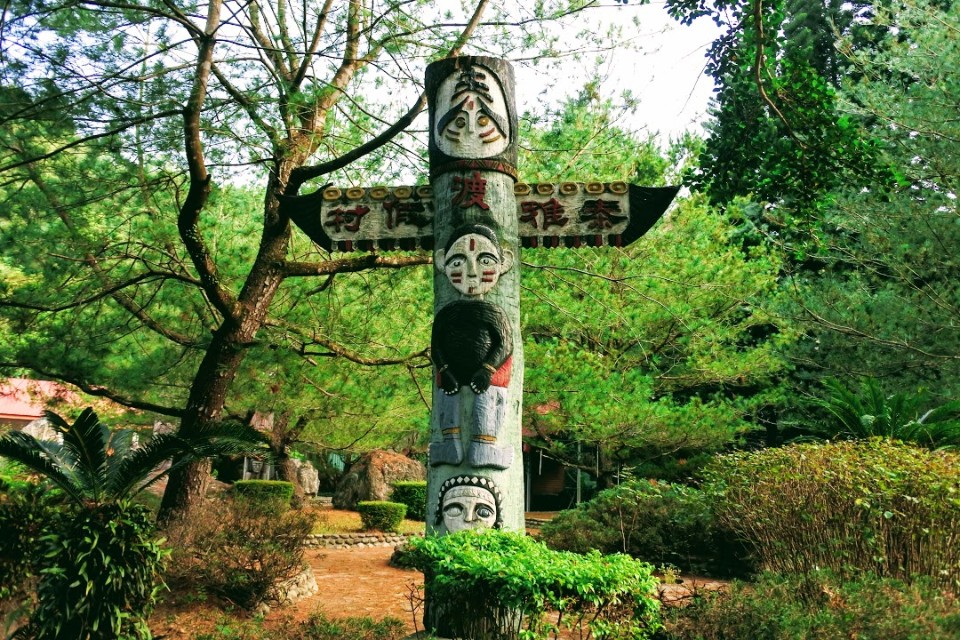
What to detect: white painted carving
<box><xmin>434</xmin><ymin>64</ymin><xmax>510</xmax><ymax>158</ymax></box>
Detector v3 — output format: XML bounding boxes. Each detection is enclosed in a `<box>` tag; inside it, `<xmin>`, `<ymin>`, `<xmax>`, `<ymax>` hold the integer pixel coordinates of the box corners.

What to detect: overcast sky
<box><xmin>513</xmin><ymin>2</ymin><xmax>721</xmax><ymax>141</ymax></box>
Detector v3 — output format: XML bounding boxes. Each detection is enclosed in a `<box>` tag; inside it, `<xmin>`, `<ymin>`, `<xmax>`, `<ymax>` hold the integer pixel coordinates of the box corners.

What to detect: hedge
<box><xmin>390</xmin><ymin>481</ymin><xmax>427</xmax><ymax>521</ymax></box>
<box><xmin>357</xmin><ymin>501</ymin><xmax>407</xmax><ymax>533</ymax></box>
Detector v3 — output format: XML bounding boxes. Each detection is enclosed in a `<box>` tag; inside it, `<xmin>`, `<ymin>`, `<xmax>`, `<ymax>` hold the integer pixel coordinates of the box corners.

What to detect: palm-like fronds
<box><xmin>0</xmin><ymin>408</ymin><xmax>270</xmax><ymax>507</ymax></box>
<box><xmin>817</xmin><ymin>378</ymin><xmax>960</xmax><ymax>448</ymax></box>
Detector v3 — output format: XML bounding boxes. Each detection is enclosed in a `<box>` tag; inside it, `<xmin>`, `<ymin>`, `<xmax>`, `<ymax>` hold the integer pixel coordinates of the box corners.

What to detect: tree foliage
<box><xmin>0</xmin><ymin>0</ymin><xmax>641</xmax><ymax>519</ymax></box>
<box><xmin>517</xmin><ymin>87</ymin><xmax>791</xmax><ymax>482</ymax></box>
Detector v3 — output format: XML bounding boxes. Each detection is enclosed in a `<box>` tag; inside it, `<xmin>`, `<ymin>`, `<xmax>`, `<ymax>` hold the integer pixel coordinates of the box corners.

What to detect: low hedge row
<box><xmin>357</xmin><ymin>501</ymin><xmax>407</xmax><ymax>533</ymax></box>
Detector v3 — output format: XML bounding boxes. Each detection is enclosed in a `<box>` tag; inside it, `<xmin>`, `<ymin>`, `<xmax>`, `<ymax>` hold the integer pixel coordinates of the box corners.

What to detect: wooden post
<box><xmin>423</xmin><ymin>56</ymin><xmax>523</xmax><ymax>635</ymax></box>
<box><xmin>278</xmin><ymin>54</ymin><xmax>679</xmax><ymax>639</ymax></box>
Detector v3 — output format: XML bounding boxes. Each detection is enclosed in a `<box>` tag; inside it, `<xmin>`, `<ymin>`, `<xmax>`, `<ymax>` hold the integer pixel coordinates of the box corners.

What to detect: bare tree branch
<box><xmin>280</xmin><ymin>253</ymin><xmax>431</xmax><ymax>277</ymax></box>
<box><xmin>287</xmin><ymin>0</ymin><xmax>490</xmax><ymax>190</ymax></box>
<box><xmin>177</xmin><ymin>0</ymin><xmax>241</xmax><ymax>324</ymax></box>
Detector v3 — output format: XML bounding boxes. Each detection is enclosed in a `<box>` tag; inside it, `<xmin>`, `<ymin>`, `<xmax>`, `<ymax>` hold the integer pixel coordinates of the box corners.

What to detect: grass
<box><xmin>310</xmin><ymin>506</ymin><xmax>425</xmax><ymax>536</ymax></box>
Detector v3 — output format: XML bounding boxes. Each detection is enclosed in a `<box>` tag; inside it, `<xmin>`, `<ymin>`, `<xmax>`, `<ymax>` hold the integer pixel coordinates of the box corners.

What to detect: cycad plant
<box><xmin>0</xmin><ymin>407</ymin><xmax>267</xmax><ymax>506</ymax></box>
<box><xmin>0</xmin><ymin>407</ymin><xmax>268</xmax><ymax>640</ymax></box>
<box><xmin>816</xmin><ymin>378</ymin><xmax>960</xmax><ymax>449</ymax></box>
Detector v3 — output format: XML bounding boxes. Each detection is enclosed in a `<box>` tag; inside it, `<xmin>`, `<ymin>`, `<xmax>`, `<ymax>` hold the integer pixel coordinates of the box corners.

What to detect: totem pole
<box><xmin>281</xmin><ymin>56</ymin><xmax>678</xmax><ymax>635</ymax></box>
<box><xmin>424</xmin><ymin>57</ymin><xmax>524</xmax><ymax>541</ymax></box>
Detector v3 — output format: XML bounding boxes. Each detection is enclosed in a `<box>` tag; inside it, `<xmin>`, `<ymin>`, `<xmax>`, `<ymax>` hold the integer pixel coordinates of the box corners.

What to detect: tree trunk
<box><xmin>158</xmin><ymin>171</ymin><xmax>292</xmax><ymax>523</ymax></box>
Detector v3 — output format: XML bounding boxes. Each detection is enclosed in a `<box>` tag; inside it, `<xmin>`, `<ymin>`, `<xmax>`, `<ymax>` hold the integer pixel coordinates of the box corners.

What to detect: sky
<box><xmin>513</xmin><ymin>2</ymin><xmax>721</xmax><ymax>141</ymax></box>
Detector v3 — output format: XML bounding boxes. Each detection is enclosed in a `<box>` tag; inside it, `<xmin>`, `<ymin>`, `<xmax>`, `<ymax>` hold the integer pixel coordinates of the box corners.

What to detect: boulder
<box><xmin>22</xmin><ymin>418</ymin><xmax>61</xmax><ymax>443</ymax></box>
<box><xmin>333</xmin><ymin>450</ymin><xmax>425</xmax><ymax>509</ymax></box>
<box><xmin>294</xmin><ymin>458</ymin><xmax>321</xmax><ymax>496</ymax></box>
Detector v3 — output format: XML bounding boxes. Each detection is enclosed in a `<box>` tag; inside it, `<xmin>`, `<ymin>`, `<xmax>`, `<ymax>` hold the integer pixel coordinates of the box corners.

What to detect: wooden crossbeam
<box><xmin>281</xmin><ymin>181</ymin><xmax>679</xmax><ymax>253</ymax></box>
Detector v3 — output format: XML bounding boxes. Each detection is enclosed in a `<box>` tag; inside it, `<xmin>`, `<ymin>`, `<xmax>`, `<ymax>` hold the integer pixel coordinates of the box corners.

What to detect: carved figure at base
<box><xmin>431</xmin><ymin>224</ymin><xmax>515</xmax><ymax>469</ymax></box>
<box><xmin>436</xmin><ymin>475</ymin><xmax>504</xmax><ymax>533</ymax></box>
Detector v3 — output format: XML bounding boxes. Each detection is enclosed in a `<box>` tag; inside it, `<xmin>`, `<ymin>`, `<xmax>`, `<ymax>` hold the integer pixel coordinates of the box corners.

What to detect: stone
<box><xmin>293</xmin><ymin>458</ymin><xmax>321</xmax><ymax>496</ymax></box>
<box><xmin>332</xmin><ymin>449</ymin><xmax>425</xmax><ymax>509</ymax></box>
<box><xmin>22</xmin><ymin>418</ymin><xmax>61</xmax><ymax>443</ymax></box>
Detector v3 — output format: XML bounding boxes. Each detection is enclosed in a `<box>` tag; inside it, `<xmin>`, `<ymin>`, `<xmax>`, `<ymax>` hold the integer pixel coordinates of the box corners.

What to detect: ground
<box><xmin>147</xmin><ymin>509</ymin><xmax>725</xmax><ymax>638</ymax></box>
<box><xmin>150</xmin><ymin>545</ymin><xmax>425</xmax><ymax>638</ymax></box>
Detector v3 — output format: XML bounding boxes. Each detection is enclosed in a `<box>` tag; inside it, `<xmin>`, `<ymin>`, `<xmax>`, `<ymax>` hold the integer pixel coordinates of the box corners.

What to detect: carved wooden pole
<box><xmin>278</xmin><ymin>51</ymin><xmax>680</xmax><ymax>639</ymax></box>
<box><xmin>423</xmin><ymin>56</ymin><xmax>523</xmax><ymax>634</ymax></box>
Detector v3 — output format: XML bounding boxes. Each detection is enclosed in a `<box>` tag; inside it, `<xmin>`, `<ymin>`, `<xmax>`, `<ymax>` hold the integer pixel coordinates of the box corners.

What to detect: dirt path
<box><xmin>151</xmin><ymin>533</ymin><xmax>726</xmax><ymax>638</ymax></box>
<box><xmin>270</xmin><ymin>545</ymin><xmax>424</xmax><ymax>633</ymax></box>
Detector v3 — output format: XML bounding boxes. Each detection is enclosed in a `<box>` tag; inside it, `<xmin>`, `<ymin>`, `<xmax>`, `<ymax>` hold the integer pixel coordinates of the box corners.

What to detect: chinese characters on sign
<box><xmin>311</xmin><ymin>182</ymin><xmax>642</xmax><ymax>252</ymax></box>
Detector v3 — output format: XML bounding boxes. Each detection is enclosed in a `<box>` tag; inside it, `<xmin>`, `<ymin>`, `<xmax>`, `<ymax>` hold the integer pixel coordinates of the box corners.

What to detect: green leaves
<box><xmin>704</xmin><ymin>440</ymin><xmax>960</xmax><ymax>588</ymax></box>
<box><xmin>409</xmin><ymin>529</ymin><xmax>662</xmax><ymax>639</ymax></box>
<box><xmin>0</xmin><ymin>407</ymin><xmax>269</xmax><ymax>507</ymax></box>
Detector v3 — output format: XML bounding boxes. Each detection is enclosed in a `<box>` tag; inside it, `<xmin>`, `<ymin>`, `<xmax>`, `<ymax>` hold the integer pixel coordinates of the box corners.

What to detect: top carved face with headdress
<box><xmin>434</xmin><ymin>64</ymin><xmax>511</xmax><ymax>158</ymax></box>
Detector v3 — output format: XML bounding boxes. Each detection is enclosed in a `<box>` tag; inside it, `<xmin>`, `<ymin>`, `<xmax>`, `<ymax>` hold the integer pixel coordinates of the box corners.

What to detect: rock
<box><xmin>294</xmin><ymin>458</ymin><xmax>321</xmax><ymax>496</ymax></box>
<box><xmin>274</xmin><ymin>564</ymin><xmax>319</xmax><ymax>606</ymax></box>
<box><xmin>22</xmin><ymin>418</ymin><xmax>61</xmax><ymax>443</ymax></box>
<box><xmin>332</xmin><ymin>450</ymin><xmax>425</xmax><ymax>509</ymax></box>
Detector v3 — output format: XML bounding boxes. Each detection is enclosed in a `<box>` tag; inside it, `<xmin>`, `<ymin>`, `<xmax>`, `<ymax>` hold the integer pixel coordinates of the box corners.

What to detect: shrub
<box><xmin>0</xmin><ymin>482</ymin><xmax>62</xmax><ymax>633</ymax></box>
<box><xmin>658</xmin><ymin>571</ymin><xmax>960</xmax><ymax>640</ymax></box>
<box><xmin>233</xmin><ymin>479</ymin><xmax>294</xmax><ymax>512</ymax></box>
<box><xmin>540</xmin><ymin>480</ymin><xmax>750</xmax><ymax>578</ymax></box>
<box><xmin>703</xmin><ymin>439</ymin><xmax>960</xmax><ymax>590</ymax></box>
<box><xmin>390</xmin><ymin>480</ymin><xmax>427</xmax><ymax>521</ymax></box>
<box><xmin>26</xmin><ymin>502</ymin><xmax>167</xmax><ymax>640</ymax></box>
<box><xmin>357</xmin><ymin>500</ymin><xmax>407</xmax><ymax>533</ymax></box>
<box><xmin>164</xmin><ymin>493</ymin><xmax>315</xmax><ymax>610</ymax></box>
<box><xmin>408</xmin><ymin>529</ymin><xmax>662</xmax><ymax>639</ymax></box>
<box><xmin>192</xmin><ymin>612</ymin><xmax>407</xmax><ymax>640</ymax></box>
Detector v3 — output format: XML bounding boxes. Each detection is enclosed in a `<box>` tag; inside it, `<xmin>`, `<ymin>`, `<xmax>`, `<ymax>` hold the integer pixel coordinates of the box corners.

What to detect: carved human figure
<box><xmin>431</xmin><ymin>224</ymin><xmax>515</xmax><ymax>469</ymax></box>
<box><xmin>435</xmin><ymin>475</ymin><xmax>503</xmax><ymax>534</ymax></box>
<box><xmin>434</xmin><ymin>64</ymin><xmax>511</xmax><ymax>159</ymax></box>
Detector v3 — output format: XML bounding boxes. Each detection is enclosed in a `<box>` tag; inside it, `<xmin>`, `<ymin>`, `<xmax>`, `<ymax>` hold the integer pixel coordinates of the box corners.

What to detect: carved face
<box><xmin>434</xmin><ymin>65</ymin><xmax>510</xmax><ymax>158</ymax></box>
<box><xmin>441</xmin><ymin>485</ymin><xmax>498</xmax><ymax>533</ymax></box>
<box><xmin>436</xmin><ymin>232</ymin><xmax>514</xmax><ymax>297</ymax></box>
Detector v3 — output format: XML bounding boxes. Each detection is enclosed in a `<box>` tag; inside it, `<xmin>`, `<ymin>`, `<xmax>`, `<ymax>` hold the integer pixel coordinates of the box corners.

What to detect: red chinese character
<box><xmin>520</xmin><ymin>198</ymin><xmax>569</xmax><ymax>230</ymax></box>
<box><xmin>383</xmin><ymin>200</ymin><xmax>430</xmax><ymax>230</ymax></box>
<box><xmin>325</xmin><ymin>205</ymin><xmax>370</xmax><ymax>233</ymax></box>
<box><xmin>579</xmin><ymin>200</ymin><xmax>626</xmax><ymax>230</ymax></box>
<box><xmin>451</xmin><ymin>171</ymin><xmax>490</xmax><ymax>210</ymax></box>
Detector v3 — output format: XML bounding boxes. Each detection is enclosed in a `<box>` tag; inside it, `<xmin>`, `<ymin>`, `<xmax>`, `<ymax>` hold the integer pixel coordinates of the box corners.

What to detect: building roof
<box><xmin>0</xmin><ymin>378</ymin><xmax>80</xmax><ymax>422</ymax></box>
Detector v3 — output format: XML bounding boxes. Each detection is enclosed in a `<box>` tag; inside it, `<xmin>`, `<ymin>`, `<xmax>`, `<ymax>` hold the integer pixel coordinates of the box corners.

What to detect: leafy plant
<box><xmin>815</xmin><ymin>378</ymin><xmax>960</xmax><ymax>448</ymax></box>
<box><xmin>408</xmin><ymin>529</ymin><xmax>662</xmax><ymax>639</ymax></box>
<box><xmin>0</xmin><ymin>407</ymin><xmax>268</xmax><ymax>636</ymax></box>
<box><xmin>390</xmin><ymin>481</ymin><xmax>427</xmax><ymax>521</ymax></box>
<box><xmin>703</xmin><ymin>439</ymin><xmax>960</xmax><ymax>591</ymax></box>
<box><xmin>540</xmin><ymin>480</ymin><xmax>750</xmax><ymax>578</ymax></box>
<box><xmin>28</xmin><ymin>502</ymin><xmax>167</xmax><ymax>640</ymax></box>
<box><xmin>357</xmin><ymin>501</ymin><xmax>407</xmax><ymax>533</ymax></box>
<box><xmin>0</xmin><ymin>482</ymin><xmax>61</xmax><ymax>634</ymax></box>
<box><xmin>658</xmin><ymin>571</ymin><xmax>960</xmax><ymax>640</ymax></box>
<box><xmin>0</xmin><ymin>408</ymin><xmax>269</xmax><ymax>507</ymax></box>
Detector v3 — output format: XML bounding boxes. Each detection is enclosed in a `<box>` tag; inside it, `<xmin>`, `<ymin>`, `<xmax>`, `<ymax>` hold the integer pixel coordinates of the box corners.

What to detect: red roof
<box><xmin>0</xmin><ymin>378</ymin><xmax>80</xmax><ymax>422</ymax></box>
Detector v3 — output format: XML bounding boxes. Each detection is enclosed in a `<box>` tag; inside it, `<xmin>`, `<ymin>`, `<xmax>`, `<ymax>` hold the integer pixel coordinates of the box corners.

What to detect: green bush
<box><xmin>390</xmin><ymin>480</ymin><xmax>427</xmax><ymax>521</ymax></box>
<box><xmin>192</xmin><ymin>612</ymin><xmax>407</xmax><ymax>640</ymax></box>
<box><xmin>408</xmin><ymin>529</ymin><xmax>662</xmax><ymax>640</ymax></box>
<box><xmin>540</xmin><ymin>480</ymin><xmax>750</xmax><ymax>578</ymax></box>
<box><xmin>25</xmin><ymin>502</ymin><xmax>167</xmax><ymax>640</ymax></box>
<box><xmin>164</xmin><ymin>493</ymin><xmax>315</xmax><ymax>610</ymax></box>
<box><xmin>233</xmin><ymin>479</ymin><xmax>294</xmax><ymax>512</ymax></box>
<box><xmin>703</xmin><ymin>439</ymin><xmax>960</xmax><ymax>590</ymax></box>
<box><xmin>658</xmin><ymin>571</ymin><xmax>960</xmax><ymax>640</ymax></box>
<box><xmin>357</xmin><ymin>500</ymin><xmax>407</xmax><ymax>533</ymax></box>
<box><xmin>0</xmin><ymin>482</ymin><xmax>62</xmax><ymax>633</ymax></box>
